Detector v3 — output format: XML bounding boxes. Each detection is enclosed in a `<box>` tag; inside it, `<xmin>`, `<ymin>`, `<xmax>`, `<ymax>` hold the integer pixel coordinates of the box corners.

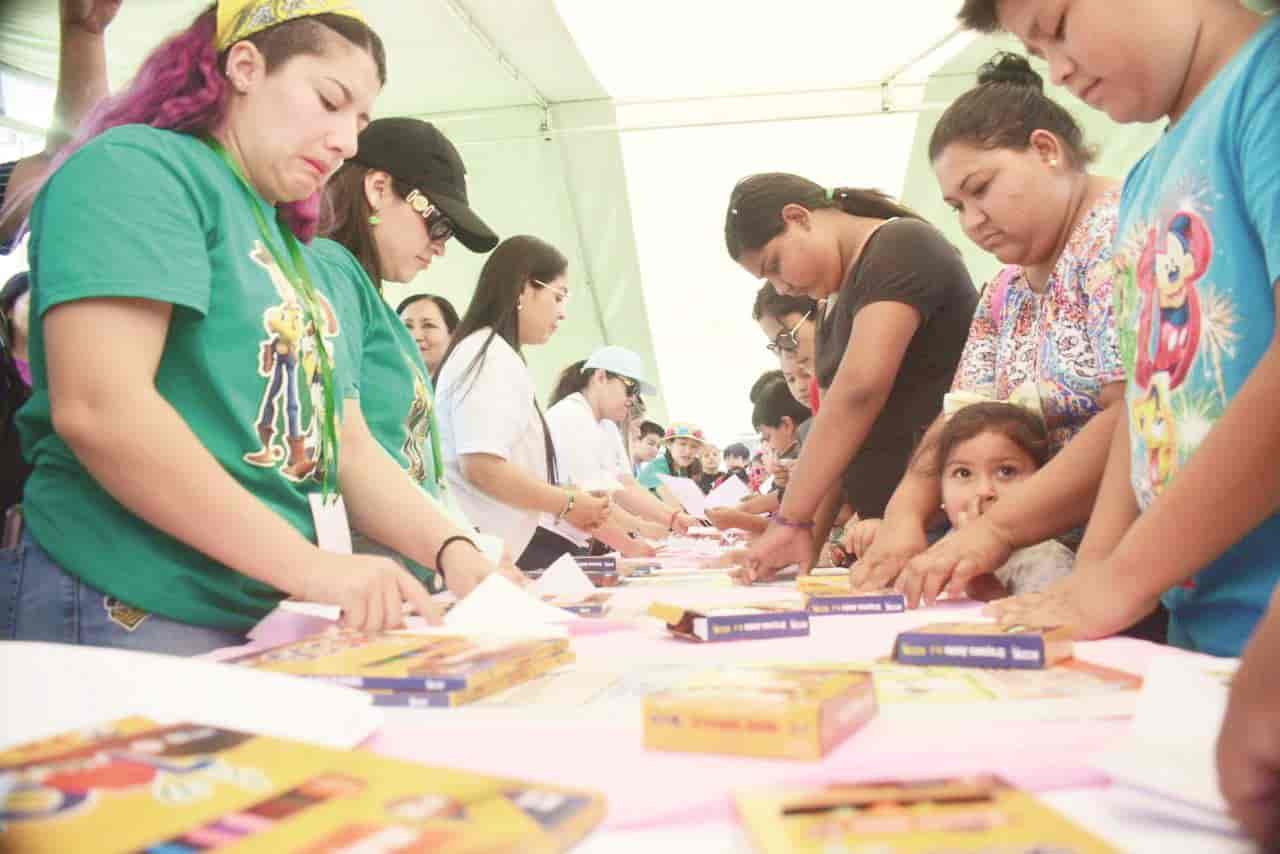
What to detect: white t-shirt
<box><xmin>435</xmin><ymin>328</ymin><xmax>549</xmax><ymax>556</ymax></box>
<box><xmin>541</xmin><ymin>393</ymin><xmax>630</xmax><ymax>546</ymax></box>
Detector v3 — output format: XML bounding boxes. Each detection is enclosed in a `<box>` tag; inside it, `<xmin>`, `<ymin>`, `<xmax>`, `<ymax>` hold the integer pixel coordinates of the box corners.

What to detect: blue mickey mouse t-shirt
<box><xmin>1114</xmin><ymin>16</ymin><xmax>1280</xmax><ymax>656</ymax></box>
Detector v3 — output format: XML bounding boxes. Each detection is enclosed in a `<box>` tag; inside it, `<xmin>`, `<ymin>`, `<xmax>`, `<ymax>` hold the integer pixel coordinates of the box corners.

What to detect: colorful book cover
<box><xmin>735</xmin><ymin>775</ymin><xmax>1117</xmax><ymax>852</ymax></box>
<box><xmin>805</xmin><ymin>591</ymin><xmax>906</xmax><ymax>615</ymax></box>
<box><xmin>893</xmin><ymin>623</ymin><xmax>1074</xmax><ymax>669</ymax></box>
<box><xmin>366</xmin><ymin>650</ymin><xmax>576</xmax><ymax>708</ymax></box>
<box><xmin>227</xmin><ymin>630</ymin><xmax>570</xmax><ymax>692</ymax></box>
<box><xmin>648</xmin><ymin>602</ymin><xmax>810</xmax><ymax>642</ymax></box>
<box><xmin>0</xmin><ymin>719</ymin><xmax>605</xmax><ymax>853</ymax></box>
<box><xmin>644</xmin><ymin>667</ymin><xmax>876</xmax><ymax>760</ymax></box>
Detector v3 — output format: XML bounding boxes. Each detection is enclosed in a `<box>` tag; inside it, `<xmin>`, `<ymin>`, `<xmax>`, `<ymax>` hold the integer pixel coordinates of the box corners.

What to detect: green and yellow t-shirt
<box><xmin>18</xmin><ymin>125</ymin><xmax>362</xmax><ymax>633</ymax></box>
<box><xmin>313</xmin><ymin>241</ymin><xmax>442</xmax><ymax>500</ymax></box>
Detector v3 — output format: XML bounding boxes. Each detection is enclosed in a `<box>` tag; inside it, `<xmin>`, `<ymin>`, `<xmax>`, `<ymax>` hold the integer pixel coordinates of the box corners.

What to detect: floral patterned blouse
<box><xmin>951</xmin><ymin>189</ymin><xmax>1125</xmax><ymax>454</ymax></box>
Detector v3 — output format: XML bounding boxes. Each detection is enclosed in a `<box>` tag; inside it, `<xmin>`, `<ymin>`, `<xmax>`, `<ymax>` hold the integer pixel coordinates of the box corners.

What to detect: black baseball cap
<box><xmin>352</xmin><ymin>118</ymin><xmax>499</xmax><ymax>253</ymax></box>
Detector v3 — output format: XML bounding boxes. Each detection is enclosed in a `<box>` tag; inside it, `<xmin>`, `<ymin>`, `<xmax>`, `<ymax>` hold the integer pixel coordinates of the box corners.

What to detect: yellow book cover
<box><xmin>796</xmin><ymin>574</ymin><xmax>853</xmax><ymax>595</ymax></box>
<box><xmin>644</xmin><ymin>667</ymin><xmax>876</xmax><ymax>760</ymax></box>
<box><xmin>893</xmin><ymin>623</ymin><xmax>1075</xmax><ymax>669</ymax></box>
<box><xmin>227</xmin><ymin>630</ymin><xmax>569</xmax><ymax>693</ymax></box>
<box><xmin>0</xmin><ymin>719</ymin><xmax>605</xmax><ymax>853</ymax></box>
<box><xmin>735</xmin><ymin>775</ymin><xmax>1117</xmax><ymax>852</ymax></box>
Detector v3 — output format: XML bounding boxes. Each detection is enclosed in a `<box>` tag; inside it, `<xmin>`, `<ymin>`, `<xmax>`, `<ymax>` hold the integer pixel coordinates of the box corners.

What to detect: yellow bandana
<box><xmin>215</xmin><ymin>0</ymin><xmax>367</xmax><ymax>51</ymax></box>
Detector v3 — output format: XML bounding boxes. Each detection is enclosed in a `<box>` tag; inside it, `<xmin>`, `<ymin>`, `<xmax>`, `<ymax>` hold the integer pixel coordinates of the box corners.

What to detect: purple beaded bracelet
<box><xmin>770</xmin><ymin>513</ymin><xmax>815</xmax><ymax>530</ymax></box>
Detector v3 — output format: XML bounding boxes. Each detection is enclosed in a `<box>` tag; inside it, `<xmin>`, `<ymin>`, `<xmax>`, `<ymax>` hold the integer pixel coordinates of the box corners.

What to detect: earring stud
<box><xmin>368</xmin><ymin>213</ymin><xmax>381</xmax><ymax>226</ymax></box>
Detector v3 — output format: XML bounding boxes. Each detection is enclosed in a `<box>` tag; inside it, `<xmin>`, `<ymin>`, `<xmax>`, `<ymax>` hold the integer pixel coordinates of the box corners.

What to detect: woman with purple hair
<box><xmin>1</xmin><ymin>1</ymin><xmax>498</xmax><ymax>655</ymax></box>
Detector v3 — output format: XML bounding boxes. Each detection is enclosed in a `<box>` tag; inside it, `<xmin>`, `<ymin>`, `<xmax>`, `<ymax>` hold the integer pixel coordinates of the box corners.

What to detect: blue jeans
<box><xmin>0</xmin><ymin>529</ymin><xmax>246</xmax><ymax>656</ymax></box>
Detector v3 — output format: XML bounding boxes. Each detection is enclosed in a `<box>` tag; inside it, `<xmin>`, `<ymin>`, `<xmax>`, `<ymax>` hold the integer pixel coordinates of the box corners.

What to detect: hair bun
<box><xmin>977</xmin><ymin>52</ymin><xmax>1044</xmax><ymax>93</ymax></box>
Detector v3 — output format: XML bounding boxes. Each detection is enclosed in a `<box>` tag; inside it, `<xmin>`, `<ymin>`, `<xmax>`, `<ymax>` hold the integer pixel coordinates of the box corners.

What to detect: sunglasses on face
<box><xmin>606</xmin><ymin>372</ymin><xmax>640</xmax><ymax>399</ymax></box>
<box><xmin>766</xmin><ymin>310</ymin><xmax>811</xmax><ymax>354</ymax></box>
<box><xmin>404</xmin><ymin>189</ymin><xmax>455</xmax><ymax>243</ymax></box>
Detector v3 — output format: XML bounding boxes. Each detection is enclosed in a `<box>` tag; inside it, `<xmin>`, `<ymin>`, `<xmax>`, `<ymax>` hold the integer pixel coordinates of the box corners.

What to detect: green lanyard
<box><xmin>204</xmin><ymin>138</ymin><xmax>341</xmax><ymax>498</ymax></box>
<box><xmin>425</xmin><ymin>378</ymin><xmax>445</xmax><ymax>494</ymax></box>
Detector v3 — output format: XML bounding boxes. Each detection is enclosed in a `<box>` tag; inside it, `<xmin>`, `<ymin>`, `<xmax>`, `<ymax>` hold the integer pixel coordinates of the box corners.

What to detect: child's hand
<box><xmin>894</xmin><ymin>516</ymin><xmax>1014</xmax><ymax>608</ymax></box>
<box><xmin>1217</xmin><ymin>592</ymin><xmax>1280</xmax><ymax>847</ymax></box>
<box><xmin>849</xmin><ymin>516</ymin><xmax>926</xmax><ymax>592</ymax></box>
<box><xmin>842</xmin><ymin>516</ymin><xmax>881</xmax><ymax>559</ymax></box>
<box><xmin>982</xmin><ymin>563</ymin><xmax>1159</xmax><ymax>638</ymax></box>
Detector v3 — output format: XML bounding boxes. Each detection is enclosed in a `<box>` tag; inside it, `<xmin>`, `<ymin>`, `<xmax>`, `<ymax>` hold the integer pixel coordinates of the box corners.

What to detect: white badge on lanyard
<box><xmin>309</xmin><ymin>493</ymin><xmax>353</xmax><ymax>554</ymax></box>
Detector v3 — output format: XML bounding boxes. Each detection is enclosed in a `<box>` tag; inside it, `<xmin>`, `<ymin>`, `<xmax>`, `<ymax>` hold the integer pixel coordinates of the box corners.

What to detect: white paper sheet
<box><xmin>703</xmin><ymin>475</ymin><xmax>750</xmax><ymax>510</ymax></box>
<box><xmin>531</xmin><ymin>553</ymin><xmax>598</xmax><ymax>597</ymax></box>
<box><xmin>441</xmin><ymin>573</ymin><xmax>575</xmax><ymax>636</ymax></box>
<box><xmin>655</xmin><ymin>474</ymin><xmax>710</xmax><ymax>518</ymax></box>
<box><xmin>0</xmin><ymin>642</ymin><xmax>382</xmax><ymax>751</ymax></box>
<box><xmin>1092</xmin><ymin>652</ymin><xmax>1239</xmax><ymax>815</ymax></box>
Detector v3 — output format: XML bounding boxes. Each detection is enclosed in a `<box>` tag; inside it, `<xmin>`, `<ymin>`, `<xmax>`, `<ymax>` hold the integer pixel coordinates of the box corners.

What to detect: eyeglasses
<box><xmin>766</xmin><ymin>310</ymin><xmax>811</xmax><ymax>354</ymax></box>
<box><xmin>404</xmin><ymin>189</ymin><xmax>455</xmax><ymax>243</ymax></box>
<box><xmin>531</xmin><ymin>278</ymin><xmax>570</xmax><ymax>304</ymax></box>
<box><xmin>607</xmin><ymin>372</ymin><xmax>640</xmax><ymax>399</ymax></box>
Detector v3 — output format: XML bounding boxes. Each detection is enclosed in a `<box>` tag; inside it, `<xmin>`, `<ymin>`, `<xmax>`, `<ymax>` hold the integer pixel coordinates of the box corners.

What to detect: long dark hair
<box><xmin>725</xmin><ymin>173</ymin><xmax>924</xmax><ymax>259</ymax></box>
<box><xmin>438</xmin><ymin>235</ymin><xmax>568</xmax><ymax>482</ymax></box>
<box><xmin>663</xmin><ymin>446</ymin><xmax>702</xmax><ymax>480</ymax></box>
<box><xmin>322</xmin><ymin>163</ymin><xmax>417</xmax><ymax>285</ymax></box>
<box><xmin>928</xmin><ymin>53</ymin><xmax>1093</xmax><ymax>170</ymax></box>
<box><xmin>549</xmin><ymin>359</ymin><xmax>591</xmax><ymax>408</ymax></box>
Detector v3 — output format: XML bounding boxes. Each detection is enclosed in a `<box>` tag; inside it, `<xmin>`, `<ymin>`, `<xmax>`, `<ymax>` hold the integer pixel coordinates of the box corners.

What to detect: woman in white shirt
<box><xmin>522</xmin><ymin>347</ymin><xmax>697</xmax><ymax>568</ymax></box>
<box><xmin>434</xmin><ymin>236</ymin><xmax>610</xmax><ymax>562</ymax></box>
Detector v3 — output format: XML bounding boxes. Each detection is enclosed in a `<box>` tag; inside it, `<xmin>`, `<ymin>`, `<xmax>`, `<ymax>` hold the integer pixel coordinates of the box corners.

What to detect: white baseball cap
<box><xmin>582</xmin><ymin>346</ymin><xmax>657</xmax><ymax>396</ymax></box>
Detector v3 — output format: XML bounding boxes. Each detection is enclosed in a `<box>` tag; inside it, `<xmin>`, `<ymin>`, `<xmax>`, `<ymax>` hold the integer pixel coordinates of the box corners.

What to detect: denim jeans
<box><xmin>0</xmin><ymin>529</ymin><xmax>246</xmax><ymax>656</ymax></box>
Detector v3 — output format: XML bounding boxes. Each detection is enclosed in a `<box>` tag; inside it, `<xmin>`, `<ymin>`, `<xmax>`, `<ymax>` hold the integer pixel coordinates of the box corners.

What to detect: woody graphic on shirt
<box><xmin>401</xmin><ymin>359</ymin><xmax>432</xmax><ymax>484</ymax></box>
<box><xmin>243</xmin><ymin>242</ymin><xmax>340</xmax><ymax>482</ymax></box>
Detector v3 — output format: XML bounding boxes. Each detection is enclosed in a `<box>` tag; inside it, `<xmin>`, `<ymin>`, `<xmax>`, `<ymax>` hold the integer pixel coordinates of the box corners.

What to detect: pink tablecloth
<box><xmin>213</xmin><ymin>592</ymin><xmax>1186</xmax><ymax>835</ymax></box>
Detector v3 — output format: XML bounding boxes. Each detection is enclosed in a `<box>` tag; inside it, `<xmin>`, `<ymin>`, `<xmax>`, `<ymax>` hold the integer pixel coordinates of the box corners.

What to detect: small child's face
<box><xmin>669</xmin><ymin>438</ymin><xmax>700</xmax><ymax>468</ymax></box>
<box><xmin>940</xmin><ymin>430</ymin><xmax>1039</xmax><ymax>527</ymax></box>
<box><xmin>996</xmin><ymin>0</ymin><xmax>1198</xmax><ymax>123</ymax></box>
<box><xmin>726</xmin><ymin>453</ymin><xmax>749</xmax><ymax>470</ymax></box>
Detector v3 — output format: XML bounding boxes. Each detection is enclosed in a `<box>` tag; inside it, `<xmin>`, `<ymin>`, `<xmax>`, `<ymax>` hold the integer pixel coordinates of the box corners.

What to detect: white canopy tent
<box><xmin>0</xmin><ymin>1</ymin><xmax>1177</xmax><ymax>444</ymax></box>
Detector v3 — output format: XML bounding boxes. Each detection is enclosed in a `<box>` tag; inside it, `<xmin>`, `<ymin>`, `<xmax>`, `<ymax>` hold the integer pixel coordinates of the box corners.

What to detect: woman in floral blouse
<box><xmin>850</xmin><ymin>54</ymin><xmax>1138</xmax><ymax>616</ymax></box>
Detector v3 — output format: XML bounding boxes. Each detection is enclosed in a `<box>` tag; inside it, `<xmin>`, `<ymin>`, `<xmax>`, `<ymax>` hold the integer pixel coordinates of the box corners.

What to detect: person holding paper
<box><xmin>637</xmin><ymin>422</ymin><xmax>707</xmax><ymax>510</ymax></box>
<box><xmin>521</xmin><ymin>347</ymin><xmax>692</xmax><ymax>568</ymax></box>
<box><xmin>2</xmin><ymin>2</ymin><xmax>499</xmax><ymax>655</ymax></box>
<box><xmin>435</xmin><ymin>236</ymin><xmax>611</xmax><ymax>566</ymax></box>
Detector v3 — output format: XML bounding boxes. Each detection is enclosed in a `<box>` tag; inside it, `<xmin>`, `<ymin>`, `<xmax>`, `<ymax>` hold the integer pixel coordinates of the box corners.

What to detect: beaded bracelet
<box><xmin>771</xmin><ymin>513</ymin><xmax>815</xmax><ymax>530</ymax></box>
<box><xmin>556</xmin><ymin>491</ymin><xmax>577</xmax><ymax>523</ymax></box>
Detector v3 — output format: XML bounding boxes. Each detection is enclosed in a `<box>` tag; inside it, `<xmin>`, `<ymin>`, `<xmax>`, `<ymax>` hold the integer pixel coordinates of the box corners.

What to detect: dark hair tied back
<box><xmin>928</xmin><ymin>52</ymin><xmax>1093</xmax><ymax>170</ymax></box>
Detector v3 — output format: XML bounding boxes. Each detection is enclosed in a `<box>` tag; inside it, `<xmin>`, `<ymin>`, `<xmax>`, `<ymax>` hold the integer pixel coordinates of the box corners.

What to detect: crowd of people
<box><xmin>0</xmin><ymin>0</ymin><xmax>1278</xmax><ymax>843</ymax></box>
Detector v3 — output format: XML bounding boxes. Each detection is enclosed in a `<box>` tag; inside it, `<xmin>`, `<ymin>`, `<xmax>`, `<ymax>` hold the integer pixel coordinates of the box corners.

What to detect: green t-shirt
<box><xmin>636</xmin><ymin>454</ymin><xmax>674</xmax><ymax>493</ymax></box>
<box><xmin>18</xmin><ymin>125</ymin><xmax>363</xmax><ymax>633</ymax></box>
<box><xmin>312</xmin><ymin>241</ymin><xmax>442</xmax><ymax>499</ymax></box>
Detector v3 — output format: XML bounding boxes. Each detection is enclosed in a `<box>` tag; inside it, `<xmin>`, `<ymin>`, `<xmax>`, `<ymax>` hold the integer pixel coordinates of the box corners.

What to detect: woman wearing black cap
<box><xmin>321</xmin><ymin>117</ymin><xmax>505</xmax><ymax>587</ymax></box>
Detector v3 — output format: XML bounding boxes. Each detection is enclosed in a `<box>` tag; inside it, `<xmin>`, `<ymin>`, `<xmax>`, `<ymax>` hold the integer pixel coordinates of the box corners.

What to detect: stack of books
<box><xmin>644</xmin><ymin>666</ymin><xmax>876</xmax><ymax>759</ymax></box>
<box><xmin>0</xmin><ymin>717</ymin><xmax>605</xmax><ymax>853</ymax></box>
<box><xmin>228</xmin><ymin>630</ymin><xmax>573</xmax><ymax>707</ymax></box>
